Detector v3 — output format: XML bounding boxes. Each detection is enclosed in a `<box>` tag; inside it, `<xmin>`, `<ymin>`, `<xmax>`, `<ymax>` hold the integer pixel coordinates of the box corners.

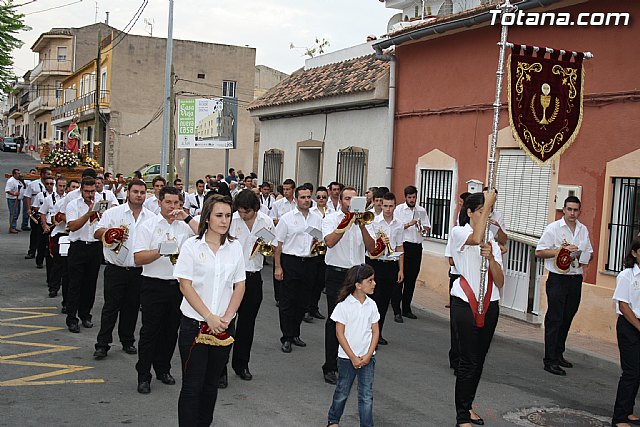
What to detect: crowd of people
<box><xmin>5</xmin><ymin>163</ymin><xmax>640</xmax><ymax>427</ymax></box>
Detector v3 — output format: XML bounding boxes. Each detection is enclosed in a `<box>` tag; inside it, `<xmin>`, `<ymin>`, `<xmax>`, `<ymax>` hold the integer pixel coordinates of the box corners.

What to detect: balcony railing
<box><xmin>52</xmin><ymin>90</ymin><xmax>110</xmax><ymax>121</ymax></box>
<box><xmin>28</xmin><ymin>95</ymin><xmax>57</xmax><ymax>113</ymax></box>
<box><xmin>31</xmin><ymin>59</ymin><xmax>73</xmax><ymax>80</ymax></box>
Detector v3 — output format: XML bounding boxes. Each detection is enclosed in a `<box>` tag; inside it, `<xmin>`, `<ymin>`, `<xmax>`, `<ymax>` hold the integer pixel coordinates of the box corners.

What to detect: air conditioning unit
<box><xmin>555</xmin><ymin>185</ymin><xmax>582</xmax><ymax>210</ymax></box>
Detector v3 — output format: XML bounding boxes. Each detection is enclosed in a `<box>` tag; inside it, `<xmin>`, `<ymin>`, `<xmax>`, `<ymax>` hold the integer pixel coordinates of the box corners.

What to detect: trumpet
<box><xmin>354</xmin><ymin>210</ymin><xmax>375</xmax><ymax>225</ymax></box>
<box><xmin>102</xmin><ymin>225</ymin><xmax>129</xmax><ymax>254</ymax></box>
<box><xmin>251</xmin><ymin>238</ymin><xmax>274</xmax><ymax>258</ymax></box>
<box><xmin>310</xmin><ymin>239</ymin><xmax>327</xmax><ymax>256</ymax></box>
<box><xmin>415</xmin><ymin>219</ymin><xmax>429</xmax><ymax>238</ymax></box>
<box><xmin>369</xmin><ymin>230</ymin><xmax>394</xmax><ymax>259</ymax></box>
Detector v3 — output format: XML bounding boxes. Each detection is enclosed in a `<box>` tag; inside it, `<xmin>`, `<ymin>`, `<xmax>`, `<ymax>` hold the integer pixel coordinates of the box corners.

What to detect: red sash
<box><xmin>459</xmin><ymin>270</ymin><xmax>493</xmax><ymax>328</ymax></box>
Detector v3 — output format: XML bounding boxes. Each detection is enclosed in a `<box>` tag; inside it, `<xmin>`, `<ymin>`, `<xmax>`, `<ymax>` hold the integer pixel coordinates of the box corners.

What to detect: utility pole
<box><xmin>160</xmin><ymin>0</ymin><xmax>174</xmax><ymax>179</ymax></box>
<box><xmin>168</xmin><ymin>65</ymin><xmax>176</xmax><ymax>184</ymax></box>
<box><xmin>94</xmin><ymin>29</ymin><xmax>101</xmax><ymax>161</ymax></box>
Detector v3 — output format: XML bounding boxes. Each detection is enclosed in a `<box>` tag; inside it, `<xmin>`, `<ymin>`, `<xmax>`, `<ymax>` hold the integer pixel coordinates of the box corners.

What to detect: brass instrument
<box><xmin>415</xmin><ymin>219</ymin><xmax>429</xmax><ymax>238</ymax></box>
<box><xmin>354</xmin><ymin>210</ymin><xmax>375</xmax><ymax>225</ymax></box>
<box><xmin>169</xmin><ymin>253</ymin><xmax>179</xmax><ymax>265</ymax></box>
<box><xmin>310</xmin><ymin>239</ymin><xmax>327</xmax><ymax>256</ymax></box>
<box><xmin>251</xmin><ymin>238</ymin><xmax>273</xmax><ymax>258</ymax></box>
<box><xmin>370</xmin><ymin>230</ymin><xmax>393</xmax><ymax>259</ymax></box>
<box><xmin>102</xmin><ymin>225</ymin><xmax>129</xmax><ymax>254</ymax></box>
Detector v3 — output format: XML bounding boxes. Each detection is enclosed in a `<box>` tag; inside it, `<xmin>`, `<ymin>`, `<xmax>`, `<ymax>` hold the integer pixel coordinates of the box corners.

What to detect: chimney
<box><xmin>105</xmin><ymin>11</ymin><xmax>110</xmax><ymax>25</ymax></box>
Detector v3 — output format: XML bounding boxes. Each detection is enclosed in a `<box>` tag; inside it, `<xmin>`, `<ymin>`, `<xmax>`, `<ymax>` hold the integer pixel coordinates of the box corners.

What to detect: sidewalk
<box><xmin>411</xmin><ymin>282</ymin><xmax>620</xmax><ymax>368</ymax></box>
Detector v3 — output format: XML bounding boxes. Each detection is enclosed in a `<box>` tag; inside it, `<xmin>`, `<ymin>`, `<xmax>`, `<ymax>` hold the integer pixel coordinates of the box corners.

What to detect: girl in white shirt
<box><xmin>327</xmin><ymin>263</ymin><xmax>379</xmax><ymax>427</ymax></box>
<box><xmin>174</xmin><ymin>194</ymin><xmax>246</xmax><ymax>427</ymax></box>
<box><xmin>449</xmin><ymin>191</ymin><xmax>504</xmax><ymax>427</ymax></box>
<box><xmin>612</xmin><ymin>238</ymin><xmax>640</xmax><ymax>427</ymax></box>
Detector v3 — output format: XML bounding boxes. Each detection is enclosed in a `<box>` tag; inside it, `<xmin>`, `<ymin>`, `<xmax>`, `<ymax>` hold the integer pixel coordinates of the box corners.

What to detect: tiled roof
<box><xmin>248</xmin><ymin>54</ymin><xmax>389</xmax><ymax>111</ymax></box>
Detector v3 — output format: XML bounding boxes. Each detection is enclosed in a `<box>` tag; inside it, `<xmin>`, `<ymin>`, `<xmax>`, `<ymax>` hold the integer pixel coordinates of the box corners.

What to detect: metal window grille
<box><xmin>263</xmin><ymin>149</ymin><xmax>284</xmax><ymax>189</ymax></box>
<box><xmin>222</xmin><ymin>80</ymin><xmax>236</xmax><ymax>98</ymax></box>
<box><xmin>419</xmin><ymin>169</ymin><xmax>453</xmax><ymax>240</ymax></box>
<box><xmin>606</xmin><ymin>177</ymin><xmax>640</xmax><ymax>272</ymax></box>
<box><xmin>336</xmin><ymin>147</ymin><xmax>367</xmax><ymax>195</ymax></box>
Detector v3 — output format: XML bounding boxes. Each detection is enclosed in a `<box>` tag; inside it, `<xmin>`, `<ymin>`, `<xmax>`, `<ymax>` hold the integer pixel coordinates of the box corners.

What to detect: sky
<box><xmin>12</xmin><ymin>0</ymin><xmax>399</xmax><ymax>76</ymax></box>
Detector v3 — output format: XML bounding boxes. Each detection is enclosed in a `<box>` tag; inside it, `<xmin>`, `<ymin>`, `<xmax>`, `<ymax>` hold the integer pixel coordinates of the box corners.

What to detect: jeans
<box><xmin>6</xmin><ymin>198</ymin><xmax>20</xmax><ymax>230</ymax></box>
<box><xmin>21</xmin><ymin>198</ymin><xmax>29</xmax><ymax>229</ymax></box>
<box><xmin>328</xmin><ymin>356</ymin><xmax>375</xmax><ymax>427</ymax></box>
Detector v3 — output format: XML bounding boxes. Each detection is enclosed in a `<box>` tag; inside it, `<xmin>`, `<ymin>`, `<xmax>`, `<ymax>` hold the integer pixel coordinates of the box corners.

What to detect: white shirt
<box><xmin>394</xmin><ymin>202</ymin><xmax>431</xmax><ymax>243</ymax></box>
<box><xmin>230</xmin><ymin>211</ymin><xmax>275</xmax><ymax>272</ymax></box>
<box><xmin>58</xmin><ymin>188</ymin><xmax>82</xmax><ymax>214</ymax></box>
<box><xmin>444</xmin><ymin>237</ymin><xmax>459</xmax><ymax>275</ymax></box>
<box><xmin>134</xmin><ymin>213</ymin><xmax>196</xmax><ymax>279</ymax></box>
<box><xmin>536</xmin><ymin>217</ymin><xmax>593</xmax><ymax>275</ymax></box>
<box><xmin>613</xmin><ymin>265</ymin><xmax>640</xmax><ymax>317</ymax></box>
<box><xmin>41</xmin><ymin>192</ymin><xmax>66</xmax><ymax>236</ymax></box>
<box><xmin>183</xmin><ymin>192</ymin><xmax>205</xmax><ymax>216</ymax></box>
<box><xmin>274</xmin><ymin>197</ymin><xmax>296</xmax><ymax>220</ymax></box>
<box><xmin>143</xmin><ymin>195</ymin><xmax>161</xmax><ymax>215</ymax></box>
<box><xmin>328</xmin><ymin>198</ymin><xmax>342</xmax><ymax>212</ymax></box>
<box><xmin>96</xmin><ymin>189</ymin><xmax>119</xmax><ymax>208</ymax></box>
<box><xmin>366</xmin><ymin>214</ymin><xmax>404</xmax><ymax>260</ymax></box>
<box><xmin>331</xmin><ymin>294</ymin><xmax>380</xmax><ymax>359</ymax></box>
<box><xmin>32</xmin><ymin>190</ymin><xmax>52</xmax><ymax>213</ymax></box>
<box><xmin>24</xmin><ymin>179</ymin><xmax>45</xmax><ymax>199</ymax></box>
<box><xmin>275</xmin><ymin>208</ymin><xmax>323</xmax><ymax>257</ymax></box>
<box><xmin>5</xmin><ymin>177</ymin><xmax>24</xmax><ymax>200</ymax></box>
<box><xmin>174</xmin><ymin>237</ymin><xmax>246</xmax><ymax>320</ymax></box>
<box><xmin>489</xmin><ymin>210</ymin><xmax>507</xmax><ymax>238</ymax></box>
<box><xmin>323</xmin><ymin>210</ymin><xmax>366</xmax><ymax>268</ymax></box>
<box><xmin>449</xmin><ymin>224</ymin><xmax>502</xmax><ymax>303</ymax></box>
<box><xmin>259</xmin><ymin>194</ymin><xmax>277</xmax><ymax>219</ymax></box>
<box><xmin>312</xmin><ymin>205</ymin><xmax>335</xmax><ymax>219</ymax></box>
<box><xmin>66</xmin><ymin>197</ymin><xmax>100</xmax><ymax>242</ymax></box>
<box><xmin>97</xmin><ymin>203</ymin><xmax>156</xmax><ymax>267</ymax></box>
<box><xmin>105</xmin><ymin>183</ymin><xmax>126</xmax><ymax>200</ymax></box>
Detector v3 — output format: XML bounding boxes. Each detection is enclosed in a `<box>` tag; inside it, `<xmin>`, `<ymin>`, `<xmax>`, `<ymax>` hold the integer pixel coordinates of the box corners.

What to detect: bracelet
<box><xmin>184</xmin><ymin>214</ymin><xmax>193</xmax><ymax>224</ymax></box>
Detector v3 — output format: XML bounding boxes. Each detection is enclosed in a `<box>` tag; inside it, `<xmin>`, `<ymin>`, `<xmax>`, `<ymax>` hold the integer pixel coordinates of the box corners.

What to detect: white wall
<box><xmin>258</xmin><ymin>107</ymin><xmax>389</xmax><ymax>190</ymax></box>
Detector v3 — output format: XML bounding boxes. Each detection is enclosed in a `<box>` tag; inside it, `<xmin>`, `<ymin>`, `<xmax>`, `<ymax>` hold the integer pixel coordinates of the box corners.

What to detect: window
<box><xmin>336</xmin><ymin>147</ymin><xmax>367</xmax><ymax>195</ymax></box>
<box><xmin>222</xmin><ymin>80</ymin><xmax>236</xmax><ymax>98</ymax></box>
<box><xmin>57</xmin><ymin>47</ymin><xmax>67</xmax><ymax>61</ymax></box>
<box><xmin>606</xmin><ymin>177</ymin><xmax>640</xmax><ymax>272</ymax></box>
<box><xmin>55</xmin><ymin>81</ymin><xmax>63</xmax><ymax>99</ymax></box>
<box><xmin>197</xmin><ymin>73</ymin><xmax>206</xmax><ymax>79</ymax></box>
<box><xmin>43</xmin><ymin>122</ymin><xmax>47</xmax><ymax>139</ymax></box>
<box><xmin>101</xmin><ymin>68</ymin><xmax>107</xmax><ymax>98</ymax></box>
<box><xmin>419</xmin><ymin>169</ymin><xmax>453</xmax><ymax>240</ymax></box>
<box><xmin>263</xmin><ymin>149</ymin><xmax>284</xmax><ymax>189</ymax></box>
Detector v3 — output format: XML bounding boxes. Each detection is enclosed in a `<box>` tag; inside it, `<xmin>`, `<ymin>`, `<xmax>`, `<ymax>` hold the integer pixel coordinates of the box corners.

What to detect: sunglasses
<box><xmin>316</xmin><ymin>195</ymin><xmax>327</xmax><ymax>199</ymax></box>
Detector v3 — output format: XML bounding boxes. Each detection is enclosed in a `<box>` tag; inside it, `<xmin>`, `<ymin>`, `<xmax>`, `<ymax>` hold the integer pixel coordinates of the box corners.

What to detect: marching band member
<box><xmin>174</xmin><ymin>194</ymin><xmax>245</xmax><ymax>426</ymax></box>
<box><xmin>57</xmin><ymin>168</ymin><xmax>98</xmax><ymax>217</ymax></box>
<box><xmin>92</xmin><ymin>179</ymin><xmax>156</xmax><ymax>359</ymax></box>
<box><xmin>95</xmin><ymin>175</ymin><xmax>120</xmax><ymax>208</ymax></box>
<box><xmin>272</xmin><ymin>179</ymin><xmax>297</xmax><ymax>304</ymax></box>
<box><xmin>366</xmin><ymin>192</ymin><xmax>404</xmax><ymax>345</ymax></box>
<box><xmin>133</xmin><ymin>186</ymin><xmax>198</xmax><ymax>394</ymax></box>
<box><xmin>321</xmin><ymin>186</ymin><xmax>375</xmax><ymax>384</ymax></box>
<box><xmin>37</xmin><ymin>177</ymin><xmax>60</xmax><ymax>296</ymax></box>
<box><xmin>143</xmin><ymin>175</ymin><xmax>166</xmax><ymax>214</ymax></box>
<box><xmin>369</xmin><ymin>188</ymin><xmax>385</xmax><ymax>217</ymax></box>
<box><xmin>65</xmin><ymin>177</ymin><xmax>103</xmax><ymax>333</ymax></box>
<box><xmin>393</xmin><ymin>185</ymin><xmax>430</xmax><ymax>322</ymax></box>
<box><xmin>173</xmin><ymin>178</ymin><xmax>185</xmax><ymax>200</ymax></box>
<box><xmin>24</xmin><ymin>167</ymin><xmax>53</xmax><ymax>263</ymax></box>
<box><xmin>32</xmin><ymin>176</ymin><xmax>55</xmax><ymax>282</ymax></box>
<box><xmin>183</xmin><ymin>179</ymin><xmax>206</xmax><ymax>217</ymax></box>
<box><xmin>327</xmin><ymin>182</ymin><xmax>343</xmax><ymax>212</ymax></box>
<box><xmin>449</xmin><ymin>191</ymin><xmax>504</xmax><ymax>427</ymax></box>
<box><xmin>226</xmin><ymin>190</ymin><xmax>275</xmax><ymax>381</ymax></box>
<box><xmin>365</xmin><ymin>186</ymin><xmax>377</xmax><ymax>211</ymax></box>
<box><xmin>274</xmin><ymin>185</ymin><xmax>322</xmax><ymax>353</ymax></box>
<box><xmin>259</xmin><ymin>182</ymin><xmax>277</xmax><ymax>220</ymax></box>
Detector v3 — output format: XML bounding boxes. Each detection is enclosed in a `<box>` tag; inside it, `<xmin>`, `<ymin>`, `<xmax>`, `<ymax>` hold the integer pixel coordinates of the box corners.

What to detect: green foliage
<box><xmin>0</xmin><ymin>0</ymin><xmax>29</xmax><ymax>92</ymax></box>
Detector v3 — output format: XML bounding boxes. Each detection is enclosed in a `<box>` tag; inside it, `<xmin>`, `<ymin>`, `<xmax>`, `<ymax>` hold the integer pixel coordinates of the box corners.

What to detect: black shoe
<box><xmin>61</xmin><ymin>305</ymin><xmax>67</xmax><ymax>314</ymax></box>
<box><xmin>310</xmin><ymin>310</ymin><xmax>326</xmax><ymax>320</ymax></box>
<box><xmin>275</xmin><ymin>301</ymin><xmax>279</xmax><ymax>307</ymax></box>
<box><xmin>137</xmin><ymin>381</ymin><xmax>151</xmax><ymax>394</ymax></box>
<box><xmin>470</xmin><ymin>416</ymin><xmax>485</xmax><ymax>425</ymax></box>
<box><xmin>559</xmin><ymin>357</ymin><xmax>573</xmax><ymax>368</ymax></box>
<box><xmin>81</xmin><ymin>319</ymin><xmax>93</xmax><ymax>328</ymax></box>
<box><xmin>48</xmin><ymin>290</ymin><xmax>57</xmax><ymax>298</ymax></box>
<box><xmin>93</xmin><ymin>348</ymin><xmax>108</xmax><ymax>359</ymax></box>
<box><xmin>36</xmin><ymin>264</ymin><xmax>44</xmax><ymax>269</ymax></box>
<box><xmin>394</xmin><ymin>314</ymin><xmax>404</xmax><ymax>323</ymax></box>
<box><xmin>302</xmin><ymin>313</ymin><xmax>313</xmax><ymax>323</ymax></box>
<box><xmin>24</xmin><ymin>253</ymin><xmax>35</xmax><ymax>259</ymax></box>
<box><xmin>217</xmin><ymin>371</ymin><xmax>228</xmax><ymax>389</ymax></box>
<box><xmin>281</xmin><ymin>340</ymin><xmax>292</xmax><ymax>353</ymax></box>
<box><xmin>291</xmin><ymin>337</ymin><xmax>306</xmax><ymax>347</ymax></box>
<box><xmin>236</xmin><ymin>368</ymin><xmax>252</xmax><ymax>381</ymax></box>
<box><xmin>68</xmin><ymin>323</ymin><xmax>80</xmax><ymax>333</ymax></box>
<box><xmin>403</xmin><ymin>312</ymin><xmax>417</xmax><ymax>319</ymax></box>
<box><xmin>544</xmin><ymin>364</ymin><xmax>566</xmax><ymax>376</ymax></box>
<box><xmin>22</xmin><ymin>227</ymin><xmax>31</xmax><ymax>232</ymax></box>
<box><xmin>378</xmin><ymin>337</ymin><xmax>388</xmax><ymax>345</ymax></box>
<box><xmin>157</xmin><ymin>373</ymin><xmax>176</xmax><ymax>385</ymax></box>
<box><xmin>123</xmin><ymin>344</ymin><xmax>137</xmax><ymax>354</ymax></box>
<box><xmin>323</xmin><ymin>370</ymin><xmax>337</xmax><ymax>385</ymax></box>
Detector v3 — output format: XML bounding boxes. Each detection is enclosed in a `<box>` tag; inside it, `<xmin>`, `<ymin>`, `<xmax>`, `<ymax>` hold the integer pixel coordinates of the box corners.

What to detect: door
<box><xmin>500</xmin><ymin>239</ymin><xmax>545</xmax><ymax>314</ymax></box>
<box><xmin>297</xmin><ymin>147</ymin><xmax>321</xmax><ymax>190</ymax></box>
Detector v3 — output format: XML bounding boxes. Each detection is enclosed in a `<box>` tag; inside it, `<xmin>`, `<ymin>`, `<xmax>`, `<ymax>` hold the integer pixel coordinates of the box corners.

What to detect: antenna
<box><xmin>144</xmin><ymin>18</ymin><xmax>154</xmax><ymax>37</ymax></box>
<box><xmin>94</xmin><ymin>1</ymin><xmax>99</xmax><ymax>23</ymax></box>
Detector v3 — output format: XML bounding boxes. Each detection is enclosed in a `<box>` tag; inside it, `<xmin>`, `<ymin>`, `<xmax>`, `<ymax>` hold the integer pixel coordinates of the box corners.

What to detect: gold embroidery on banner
<box><xmin>514</xmin><ymin>61</ymin><xmax>543</xmax><ymax>105</ymax></box>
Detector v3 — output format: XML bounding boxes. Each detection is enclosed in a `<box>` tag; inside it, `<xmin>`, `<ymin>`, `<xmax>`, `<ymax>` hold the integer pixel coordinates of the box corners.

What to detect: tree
<box><xmin>0</xmin><ymin>0</ymin><xmax>29</xmax><ymax>92</ymax></box>
<box><xmin>289</xmin><ymin>37</ymin><xmax>331</xmax><ymax>58</ymax></box>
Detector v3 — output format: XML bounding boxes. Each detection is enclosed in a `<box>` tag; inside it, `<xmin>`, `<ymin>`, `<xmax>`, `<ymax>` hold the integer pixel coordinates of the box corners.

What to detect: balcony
<box><xmin>28</xmin><ymin>95</ymin><xmax>57</xmax><ymax>114</ymax></box>
<box><xmin>52</xmin><ymin>90</ymin><xmax>110</xmax><ymax>123</ymax></box>
<box><xmin>30</xmin><ymin>59</ymin><xmax>73</xmax><ymax>82</ymax></box>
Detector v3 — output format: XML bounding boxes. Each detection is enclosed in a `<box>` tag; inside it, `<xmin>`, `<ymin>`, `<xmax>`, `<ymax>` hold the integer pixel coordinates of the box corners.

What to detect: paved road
<box><xmin>0</xmin><ymin>150</ymin><xmax>622</xmax><ymax>426</ymax></box>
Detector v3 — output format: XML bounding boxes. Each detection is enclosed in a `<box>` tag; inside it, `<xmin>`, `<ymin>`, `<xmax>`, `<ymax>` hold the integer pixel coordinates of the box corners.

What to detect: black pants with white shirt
<box><xmin>49</xmin><ymin>234</ymin><xmax>69</xmax><ymax>304</ymax></box>
<box><xmin>613</xmin><ymin>315</ymin><xmax>640</xmax><ymax>424</ymax></box>
<box><xmin>28</xmin><ymin>215</ymin><xmax>40</xmax><ymax>256</ymax></box>
<box><xmin>369</xmin><ymin>258</ymin><xmax>399</xmax><ymax>336</ymax></box>
<box><xmin>279</xmin><ymin>254</ymin><xmax>317</xmax><ymax>342</ymax></box>
<box><xmin>231</xmin><ymin>270</ymin><xmax>263</xmax><ymax>372</ymax></box>
<box><xmin>544</xmin><ymin>272</ymin><xmax>582</xmax><ymax>366</ymax></box>
<box><xmin>66</xmin><ymin>241</ymin><xmax>102</xmax><ymax>325</ymax></box>
<box><xmin>395</xmin><ymin>241</ymin><xmax>422</xmax><ymax>315</ymax></box>
<box><xmin>323</xmin><ymin>265</ymin><xmax>348</xmax><ymax>374</ymax></box>
<box><xmin>136</xmin><ymin>276</ymin><xmax>182</xmax><ymax>382</ymax></box>
<box><xmin>95</xmin><ymin>264</ymin><xmax>142</xmax><ymax>349</ymax></box>
<box><xmin>307</xmin><ymin>255</ymin><xmax>327</xmax><ymax>315</ymax></box>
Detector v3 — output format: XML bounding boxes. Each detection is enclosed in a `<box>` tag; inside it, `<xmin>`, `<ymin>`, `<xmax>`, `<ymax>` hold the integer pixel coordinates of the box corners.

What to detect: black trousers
<box><xmin>613</xmin><ymin>315</ymin><xmax>640</xmax><ymax>424</ymax></box>
<box><xmin>544</xmin><ymin>272</ymin><xmax>582</xmax><ymax>366</ymax></box>
<box><xmin>451</xmin><ymin>297</ymin><xmax>499</xmax><ymax>424</ymax></box>
<box><xmin>66</xmin><ymin>241</ymin><xmax>102</xmax><ymax>325</ymax></box>
<box><xmin>394</xmin><ymin>241</ymin><xmax>422</xmax><ymax>315</ymax></box>
<box><xmin>178</xmin><ymin>316</ymin><xmax>234</xmax><ymax>427</ymax></box>
<box><xmin>231</xmin><ymin>270</ymin><xmax>263</xmax><ymax>372</ymax></box>
<box><xmin>279</xmin><ymin>254</ymin><xmax>317</xmax><ymax>342</ymax></box>
<box><xmin>273</xmin><ymin>270</ymin><xmax>282</xmax><ymax>303</ymax></box>
<box><xmin>369</xmin><ymin>259</ymin><xmax>399</xmax><ymax>335</ymax></box>
<box><xmin>449</xmin><ymin>272</ymin><xmax>461</xmax><ymax>369</ymax></box>
<box><xmin>96</xmin><ymin>264</ymin><xmax>142</xmax><ymax>349</ymax></box>
<box><xmin>49</xmin><ymin>234</ymin><xmax>69</xmax><ymax>302</ymax></box>
<box><xmin>136</xmin><ymin>276</ymin><xmax>182</xmax><ymax>382</ymax></box>
<box><xmin>307</xmin><ymin>255</ymin><xmax>326</xmax><ymax>314</ymax></box>
<box><xmin>28</xmin><ymin>215</ymin><xmax>40</xmax><ymax>256</ymax></box>
<box><xmin>323</xmin><ymin>265</ymin><xmax>348</xmax><ymax>374</ymax></box>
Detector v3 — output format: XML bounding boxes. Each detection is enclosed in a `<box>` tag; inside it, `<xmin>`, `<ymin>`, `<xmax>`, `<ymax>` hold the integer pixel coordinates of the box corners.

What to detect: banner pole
<box><xmin>478</xmin><ymin>0</ymin><xmax>515</xmax><ymax>316</ymax></box>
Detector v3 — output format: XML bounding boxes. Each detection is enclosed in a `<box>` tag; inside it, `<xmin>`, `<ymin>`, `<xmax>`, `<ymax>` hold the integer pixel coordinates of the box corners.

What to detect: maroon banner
<box><xmin>508</xmin><ymin>46</ymin><xmax>585</xmax><ymax>165</ymax></box>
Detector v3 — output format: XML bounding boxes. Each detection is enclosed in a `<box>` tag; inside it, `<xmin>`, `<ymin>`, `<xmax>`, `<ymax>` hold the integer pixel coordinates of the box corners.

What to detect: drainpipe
<box><xmin>374</xmin><ymin>47</ymin><xmax>396</xmax><ymax>189</ymax></box>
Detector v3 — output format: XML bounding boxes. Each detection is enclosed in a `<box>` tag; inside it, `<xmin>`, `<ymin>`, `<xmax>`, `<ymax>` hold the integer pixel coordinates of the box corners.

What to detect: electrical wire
<box><xmin>24</xmin><ymin>0</ymin><xmax>83</xmax><ymax>15</ymax></box>
<box><xmin>100</xmin><ymin>0</ymin><xmax>148</xmax><ymax>54</ymax></box>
